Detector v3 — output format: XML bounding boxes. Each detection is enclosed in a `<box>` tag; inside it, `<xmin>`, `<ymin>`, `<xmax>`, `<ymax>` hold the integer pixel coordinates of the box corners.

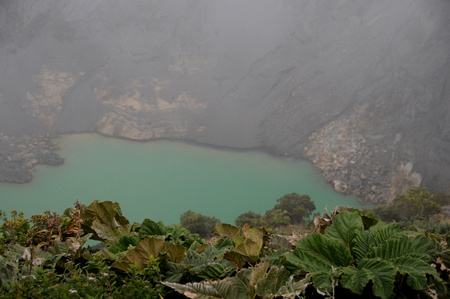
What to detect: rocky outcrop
<box><xmin>304</xmin><ymin>104</ymin><xmax>424</xmax><ymax>203</ymax></box>
<box><xmin>0</xmin><ymin>0</ymin><xmax>449</xmax><ymax>202</ymax></box>
<box><xmin>0</xmin><ymin>133</ymin><xmax>63</xmax><ymax>183</ymax></box>
<box><xmin>94</xmin><ymin>78</ymin><xmax>207</xmax><ymax>140</ymax></box>
<box><xmin>22</xmin><ymin>66</ymin><xmax>78</xmax><ymax>129</ymax></box>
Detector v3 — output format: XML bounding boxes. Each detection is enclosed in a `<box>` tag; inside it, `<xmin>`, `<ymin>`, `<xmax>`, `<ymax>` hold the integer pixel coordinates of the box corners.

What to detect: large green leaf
<box><xmin>81</xmin><ymin>200</ymin><xmax>131</xmax><ymax>244</ymax></box>
<box><xmin>367</xmin><ymin>235</ymin><xmax>435</xmax><ymax>261</ymax></box>
<box><xmin>234</xmin><ymin>226</ymin><xmax>266</xmax><ymax>265</ymax></box>
<box><xmin>220</xmin><ymin>225</ymin><xmax>269</xmax><ymax>268</ymax></box>
<box><xmin>107</xmin><ymin>235</ymin><xmax>140</xmax><ymax>254</ymax></box>
<box><xmin>213</xmin><ymin>223</ymin><xmax>241</xmax><ymax>242</ymax></box>
<box><xmin>309</xmin><ymin>270</ymin><xmax>337</xmax><ymax>294</ymax></box>
<box><xmin>369</xmin><ymin>222</ymin><xmax>401</xmax><ymax>248</ymax></box>
<box><xmin>138</xmin><ymin>219</ymin><xmax>167</xmax><ymax>238</ymax></box>
<box><xmin>192</xmin><ymin>262</ymin><xmax>236</xmax><ymax>281</ymax></box>
<box><xmin>165</xmin><ymin>243</ymin><xmax>188</xmax><ymax>263</ymax></box>
<box><xmin>353</xmin><ymin>222</ymin><xmax>401</xmax><ymax>263</ymax></box>
<box><xmin>341</xmin><ymin>258</ymin><xmax>396</xmax><ymax>299</ymax></box>
<box><xmin>165</xmin><ymin>246</ymin><xmax>235</xmax><ymax>282</ymax></box>
<box><xmin>223</xmin><ymin>251</ymin><xmax>247</xmax><ymax>269</ymax></box>
<box><xmin>247</xmin><ymin>262</ymin><xmax>270</xmax><ymax>298</ymax></box>
<box><xmin>282</xmin><ymin>233</ymin><xmax>353</xmax><ymax>273</ymax></box>
<box><xmin>325</xmin><ymin>211</ymin><xmax>364</xmax><ymax>251</ymax></box>
<box><xmin>255</xmin><ymin>266</ymin><xmax>294</xmax><ymax>297</ymax></box>
<box><xmin>392</xmin><ymin>256</ymin><xmax>441</xmax><ymax>290</ymax></box>
<box><xmin>261</xmin><ymin>248</ymin><xmax>289</xmax><ymax>267</ymax></box>
<box><xmin>112</xmin><ymin>236</ymin><xmax>185</xmax><ymax>272</ymax></box>
<box><xmin>164</xmin><ymin>263</ymin><xmax>302</xmax><ymax>299</ymax></box>
<box><xmin>267</xmin><ymin>234</ymin><xmax>293</xmax><ymax>250</ymax></box>
<box><xmin>112</xmin><ymin>237</ymin><xmax>165</xmax><ymax>271</ymax></box>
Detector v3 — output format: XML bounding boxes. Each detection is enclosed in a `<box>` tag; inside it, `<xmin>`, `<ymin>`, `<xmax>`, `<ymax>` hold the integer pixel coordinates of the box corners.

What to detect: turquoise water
<box><xmin>0</xmin><ymin>134</ymin><xmax>362</xmax><ymax>224</ymax></box>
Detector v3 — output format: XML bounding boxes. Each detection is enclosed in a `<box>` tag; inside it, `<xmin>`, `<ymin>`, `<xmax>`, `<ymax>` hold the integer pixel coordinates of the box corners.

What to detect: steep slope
<box><xmin>0</xmin><ymin>0</ymin><xmax>449</xmax><ymax>202</ymax></box>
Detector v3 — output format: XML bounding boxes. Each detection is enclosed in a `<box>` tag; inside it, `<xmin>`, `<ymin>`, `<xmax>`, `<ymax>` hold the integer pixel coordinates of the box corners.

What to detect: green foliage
<box><xmin>137</xmin><ymin>218</ymin><xmax>204</xmax><ymax>248</ymax></box>
<box><xmin>180</xmin><ymin>210</ymin><xmax>221</xmax><ymax>238</ymax></box>
<box><xmin>107</xmin><ymin>235</ymin><xmax>140</xmax><ymax>254</ymax></box>
<box><xmin>235</xmin><ymin>210</ymin><xmax>264</xmax><ymax>227</ymax></box>
<box><xmin>163</xmin><ymin>262</ymin><xmax>308</xmax><ymax>299</ymax></box>
<box><xmin>112</xmin><ymin>236</ymin><xmax>186</xmax><ymax>272</ymax></box>
<box><xmin>282</xmin><ymin>211</ymin><xmax>445</xmax><ymax>298</ymax></box>
<box><xmin>374</xmin><ymin>187</ymin><xmax>443</xmax><ymax>222</ymax></box>
<box><xmin>235</xmin><ymin>193</ymin><xmax>316</xmax><ymax>229</ymax></box>
<box><xmin>165</xmin><ymin>245</ymin><xmax>236</xmax><ymax>283</ymax></box>
<box><xmin>81</xmin><ymin>200</ymin><xmax>132</xmax><ymax>244</ymax></box>
<box><xmin>432</xmin><ymin>192</ymin><xmax>450</xmax><ymax>206</ymax></box>
<box><xmin>214</xmin><ymin>223</ymin><xmax>270</xmax><ymax>269</ymax></box>
<box><xmin>0</xmin><ymin>199</ymin><xmax>447</xmax><ymax>298</ymax></box>
<box><xmin>270</xmin><ymin>193</ymin><xmax>316</xmax><ymax>224</ymax></box>
<box><xmin>0</xmin><ymin>210</ymin><xmax>30</xmax><ymax>251</ymax></box>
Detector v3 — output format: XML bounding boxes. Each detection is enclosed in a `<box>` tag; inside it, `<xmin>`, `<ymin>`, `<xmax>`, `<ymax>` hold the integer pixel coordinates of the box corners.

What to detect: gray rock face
<box><xmin>0</xmin><ymin>0</ymin><xmax>449</xmax><ymax>202</ymax></box>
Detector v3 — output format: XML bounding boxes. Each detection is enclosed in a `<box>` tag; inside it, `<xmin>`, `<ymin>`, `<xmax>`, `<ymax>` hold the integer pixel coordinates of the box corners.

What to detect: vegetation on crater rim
<box><xmin>0</xmin><ymin>189</ymin><xmax>449</xmax><ymax>298</ymax></box>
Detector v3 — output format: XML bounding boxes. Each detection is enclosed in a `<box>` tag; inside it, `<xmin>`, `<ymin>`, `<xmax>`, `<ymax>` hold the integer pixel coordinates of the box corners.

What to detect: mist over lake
<box><xmin>0</xmin><ymin>134</ymin><xmax>362</xmax><ymax>224</ymax></box>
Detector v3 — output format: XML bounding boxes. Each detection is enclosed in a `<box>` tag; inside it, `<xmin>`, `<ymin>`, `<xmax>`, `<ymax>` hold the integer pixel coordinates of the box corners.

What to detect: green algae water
<box><xmin>0</xmin><ymin>134</ymin><xmax>362</xmax><ymax>224</ymax></box>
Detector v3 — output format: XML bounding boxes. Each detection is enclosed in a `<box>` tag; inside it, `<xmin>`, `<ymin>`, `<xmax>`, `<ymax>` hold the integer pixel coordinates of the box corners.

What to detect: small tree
<box><xmin>261</xmin><ymin>208</ymin><xmax>291</xmax><ymax>226</ymax></box>
<box><xmin>393</xmin><ymin>187</ymin><xmax>441</xmax><ymax>220</ymax></box>
<box><xmin>375</xmin><ymin>187</ymin><xmax>443</xmax><ymax>222</ymax></box>
<box><xmin>269</xmin><ymin>193</ymin><xmax>316</xmax><ymax>225</ymax></box>
<box><xmin>235</xmin><ymin>210</ymin><xmax>264</xmax><ymax>227</ymax></box>
<box><xmin>180</xmin><ymin>210</ymin><xmax>221</xmax><ymax>238</ymax></box>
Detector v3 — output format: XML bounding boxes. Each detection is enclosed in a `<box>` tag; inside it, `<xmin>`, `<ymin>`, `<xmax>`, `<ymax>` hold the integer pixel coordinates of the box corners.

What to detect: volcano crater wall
<box><xmin>0</xmin><ymin>0</ymin><xmax>449</xmax><ymax>203</ymax></box>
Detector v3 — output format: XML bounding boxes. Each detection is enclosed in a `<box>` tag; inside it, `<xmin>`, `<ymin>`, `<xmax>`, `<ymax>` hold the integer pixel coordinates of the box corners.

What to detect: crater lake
<box><xmin>0</xmin><ymin>134</ymin><xmax>363</xmax><ymax>224</ymax></box>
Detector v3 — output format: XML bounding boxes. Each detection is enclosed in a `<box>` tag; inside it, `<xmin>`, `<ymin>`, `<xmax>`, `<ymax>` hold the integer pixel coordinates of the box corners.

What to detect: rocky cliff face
<box><xmin>0</xmin><ymin>0</ymin><xmax>449</xmax><ymax>203</ymax></box>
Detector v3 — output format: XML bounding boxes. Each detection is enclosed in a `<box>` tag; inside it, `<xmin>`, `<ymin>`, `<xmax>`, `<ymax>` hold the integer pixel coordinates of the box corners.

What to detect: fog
<box><xmin>0</xmin><ymin>0</ymin><xmax>449</xmax><ymax>203</ymax></box>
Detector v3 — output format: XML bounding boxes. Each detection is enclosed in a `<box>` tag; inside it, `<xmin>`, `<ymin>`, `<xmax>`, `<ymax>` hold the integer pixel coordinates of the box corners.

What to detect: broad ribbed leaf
<box><xmin>199</xmin><ymin>244</ymin><xmax>230</xmax><ymax>260</ymax></box>
<box><xmin>353</xmin><ymin>222</ymin><xmax>401</xmax><ymax>263</ymax></box>
<box><xmin>165</xmin><ymin>262</ymin><xmax>185</xmax><ymax>283</ymax></box>
<box><xmin>276</xmin><ymin>277</ymin><xmax>310</xmax><ymax>298</ymax></box>
<box><xmin>248</xmin><ymin>262</ymin><xmax>270</xmax><ymax>298</ymax></box>
<box><xmin>261</xmin><ymin>248</ymin><xmax>289</xmax><ymax>267</ymax></box>
<box><xmin>268</xmin><ymin>234</ymin><xmax>292</xmax><ymax>250</ymax></box>
<box><xmin>370</xmin><ymin>222</ymin><xmax>401</xmax><ymax>248</ymax></box>
<box><xmin>234</xmin><ymin>227</ymin><xmax>265</xmax><ymax>265</ymax></box>
<box><xmin>215</xmin><ymin>238</ymin><xmax>235</xmax><ymax>251</ymax></box>
<box><xmin>162</xmin><ymin>277</ymin><xmax>249</xmax><ymax>299</ymax></box>
<box><xmin>309</xmin><ymin>270</ymin><xmax>335</xmax><ymax>294</ymax></box>
<box><xmin>107</xmin><ymin>235</ymin><xmax>140</xmax><ymax>254</ymax></box>
<box><xmin>165</xmin><ymin>243</ymin><xmax>186</xmax><ymax>263</ymax></box>
<box><xmin>241</xmin><ymin>224</ymin><xmax>269</xmax><ymax>245</ymax></box>
<box><xmin>166</xmin><ymin>247</ymin><xmax>236</xmax><ymax>282</ymax></box>
<box><xmin>112</xmin><ymin>237</ymin><xmax>165</xmax><ymax>271</ymax></box>
<box><xmin>392</xmin><ymin>256</ymin><xmax>441</xmax><ymax>290</ymax></box>
<box><xmin>192</xmin><ymin>262</ymin><xmax>236</xmax><ymax>280</ymax></box>
<box><xmin>221</xmin><ymin>225</ymin><xmax>268</xmax><ymax>267</ymax></box>
<box><xmin>282</xmin><ymin>233</ymin><xmax>353</xmax><ymax>273</ymax></box>
<box><xmin>339</xmin><ymin>266</ymin><xmax>374</xmax><ymax>295</ymax></box>
<box><xmin>139</xmin><ymin>219</ymin><xmax>167</xmax><ymax>237</ymax></box>
<box><xmin>325</xmin><ymin>211</ymin><xmax>364</xmax><ymax>251</ymax></box>
<box><xmin>213</xmin><ymin>223</ymin><xmax>241</xmax><ymax>241</ymax></box>
<box><xmin>223</xmin><ymin>251</ymin><xmax>246</xmax><ymax>269</ymax></box>
<box><xmin>255</xmin><ymin>266</ymin><xmax>292</xmax><ymax>297</ymax></box>
<box><xmin>341</xmin><ymin>258</ymin><xmax>396</xmax><ymax>299</ymax></box>
<box><xmin>81</xmin><ymin>200</ymin><xmax>131</xmax><ymax>244</ymax></box>
<box><xmin>368</xmin><ymin>235</ymin><xmax>435</xmax><ymax>261</ymax></box>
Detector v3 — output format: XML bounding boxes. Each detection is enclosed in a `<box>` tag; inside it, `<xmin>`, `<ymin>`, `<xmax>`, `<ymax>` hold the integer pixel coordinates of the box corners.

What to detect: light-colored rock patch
<box><xmin>23</xmin><ymin>66</ymin><xmax>78</xmax><ymax>128</ymax></box>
